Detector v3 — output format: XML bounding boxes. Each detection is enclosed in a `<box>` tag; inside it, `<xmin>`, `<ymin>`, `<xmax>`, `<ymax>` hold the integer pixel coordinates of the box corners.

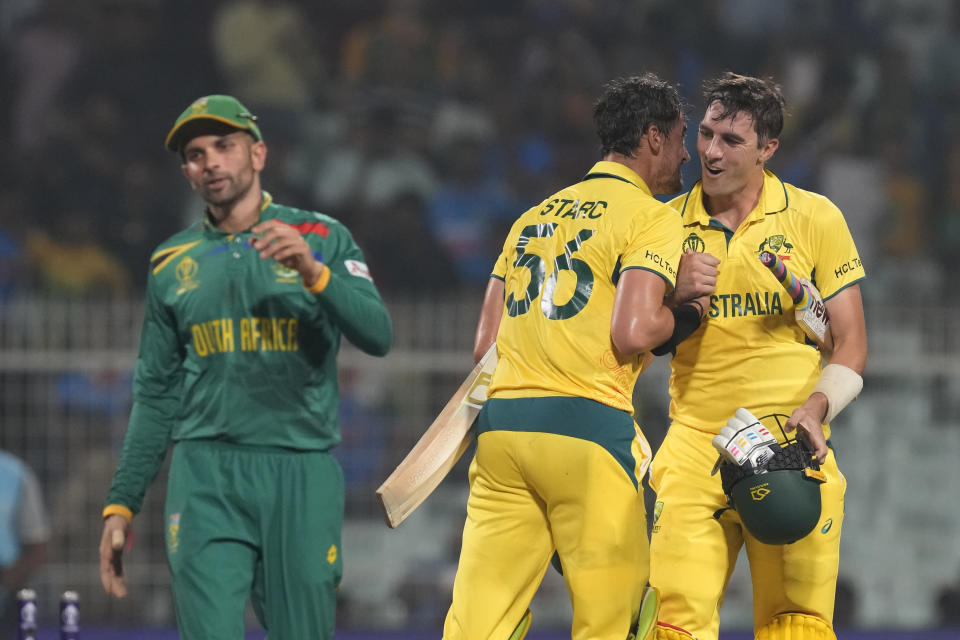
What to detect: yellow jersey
<box><xmin>667</xmin><ymin>170</ymin><xmax>865</xmax><ymax>438</ymax></box>
<box><xmin>489</xmin><ymin>161</ymin><xmax>682</xmax><ymax>413</ymax></box>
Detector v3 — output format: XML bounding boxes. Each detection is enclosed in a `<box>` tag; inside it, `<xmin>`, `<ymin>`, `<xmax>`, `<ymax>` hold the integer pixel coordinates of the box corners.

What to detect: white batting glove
<box><xmin>711</xmin><ymin>408</ymin><xmax>781</xmax><ymax>473</ymax></box>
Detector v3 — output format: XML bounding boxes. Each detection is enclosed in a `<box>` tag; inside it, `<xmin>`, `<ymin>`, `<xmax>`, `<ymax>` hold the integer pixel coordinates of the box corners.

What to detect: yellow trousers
<box><xmin>444</xmin><ymin>427</ymin><xmax>650</xmax><ymax>640</ymax></box>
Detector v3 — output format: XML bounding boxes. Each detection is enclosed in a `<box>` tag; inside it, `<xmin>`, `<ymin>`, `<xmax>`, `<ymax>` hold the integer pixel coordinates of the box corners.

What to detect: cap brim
<box><xmin>165</xmin><ymin>115</ymin><xmax>256</xmax><ymax>151</ymax></box>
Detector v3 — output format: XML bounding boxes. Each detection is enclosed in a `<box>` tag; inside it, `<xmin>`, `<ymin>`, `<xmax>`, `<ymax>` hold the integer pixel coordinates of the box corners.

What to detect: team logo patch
<box><xmin>327</xmin><ymin>544</ymin><xmax>338</xmax><ymax>564</ymax></box>
<box><xmin>190</xmin><ymin>98</ymin><xmax>209</xmax><ymax>115</ymax></box>
<box><xmin>344</xmin><ymin>259</ymin><xmax>373</xmax><ymax>282</ymax></box>
<box><xmin>758</xmin><ymin>234</ymin><xmax>794</xmax><ymax>259</ymax></box>
<box><xmin>175</xmin><ymin>256</ymin><xmax>200</xmax><ymax>295</ymax></box>
<box><xmin>652</xmin><ymin>501</ymin><xmax>664</xmax><ymax>533</ymax></box>
<box><xmin>750</xmin><ymin>484</ymin><xmax>771</xmax><ymax>501</ymax></box>
<box><xmin>168</xmin><ymin>513</ymin><xmax>181</xmax><ymax>554</ymax></box>
<box><xmin>682</xmin><ymin>233</ymin><xmax>705</xmax><ymax>253</ymax></box>
<box><xmin>271</xmin><ymin>261</ymin><xmax>299</xmax><ymax>283</ymax></box>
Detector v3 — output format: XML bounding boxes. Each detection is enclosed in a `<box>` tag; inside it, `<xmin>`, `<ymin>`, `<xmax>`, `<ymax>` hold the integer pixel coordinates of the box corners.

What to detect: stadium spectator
<box><xmin>0</xmin><ymin>449</ymin><xmax>51</xmax><ymax>634</ymax></box>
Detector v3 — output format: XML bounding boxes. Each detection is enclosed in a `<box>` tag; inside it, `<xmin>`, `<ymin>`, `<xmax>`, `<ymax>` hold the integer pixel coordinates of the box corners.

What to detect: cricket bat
<box><xmin>376</xmin><ymin>342</ymin><xmax>498</xmax><ymax>528</ymax></box>
<box><xmin>759</xmin><ymin>251</ymin><xmax>833</xmax><ymax>352</ymax></box>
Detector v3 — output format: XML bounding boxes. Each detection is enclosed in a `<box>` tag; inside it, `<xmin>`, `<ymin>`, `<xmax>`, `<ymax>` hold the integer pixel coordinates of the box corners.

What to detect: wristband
<box><xmin>813</xmin><ymin>363</ymin><xmax>863</xmax><ymax>423</ymax></box>
<box><xmin>102</xmin><ymin>504</ymin><xmax>133</xmax><ymax>522</ymax></box>
<box><xmin>652</xmin><ymin>303</ymin><xmax>702</xmax><ymax>356</ymax></box>
<box><xmin>688</xmin><ymin>299</ymin><xmax>704</xmax><ymax>317</ymax></box>
<box><xmin>304</xmin><ymin>264</ymin><xmax>331</xmax><ymax>294</ymax></box>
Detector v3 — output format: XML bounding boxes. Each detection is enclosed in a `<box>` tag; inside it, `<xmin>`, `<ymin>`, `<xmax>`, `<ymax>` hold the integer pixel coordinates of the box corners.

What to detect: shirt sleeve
<box><xmin>105</xmin><ymin>274</ymin><xmax>183</xmax><ymax>515</ymax></box>
<box><xmin>16</xmin><ymin>464</ymin><xmax>50</xmax><ymax>544</ymax></box>
<box><xmin>492</xmin><ymin>215</ymin><xmax>527</xmax><ymax>280</ymax></box>
<box><xmin>620</xmin><ymin>202</ymin><xmax>682</xmax><ymax>290</ymax></box>
<box><xmin>812</xmin><ymin>198</ymin><xmax>865</xmax><ymax>299</ymax></box>
<box><xmin>313</xmin><ymin>224</ymin><xmax>393</xmax><ymax>357</ymax></box>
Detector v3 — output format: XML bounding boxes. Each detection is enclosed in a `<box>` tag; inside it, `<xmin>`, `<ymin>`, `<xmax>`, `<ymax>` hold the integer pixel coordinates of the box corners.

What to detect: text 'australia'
<box><xmin>709</xmin><ymin>292</ymin><xmax>783</xmax><ymax>318</ymax></box>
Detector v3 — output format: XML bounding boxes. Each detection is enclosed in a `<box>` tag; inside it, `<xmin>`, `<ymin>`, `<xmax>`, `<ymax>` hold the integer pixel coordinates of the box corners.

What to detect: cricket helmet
<box><xmin>719</xmin><ymin>416</ymin><xmax>827</xmax><ymax>545</ymax></box>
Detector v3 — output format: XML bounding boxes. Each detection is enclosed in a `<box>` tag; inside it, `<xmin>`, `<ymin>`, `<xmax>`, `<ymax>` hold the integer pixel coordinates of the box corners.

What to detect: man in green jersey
<box><xmin>98</xmin><ymin>95</ymin><xmax>392</xmax><ymax>639</ymax></box>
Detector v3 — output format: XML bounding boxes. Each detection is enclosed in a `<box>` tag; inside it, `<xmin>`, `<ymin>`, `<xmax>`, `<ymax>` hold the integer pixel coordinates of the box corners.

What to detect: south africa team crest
<box><xmin>190</xmin><ymin>97</ymin><xmax>209</xmax><ymax>115</ymax></box>
<box><xmin>271</xmin><ymin>261</ymin><xmax>300</xmax><ymax>283</ymax></box>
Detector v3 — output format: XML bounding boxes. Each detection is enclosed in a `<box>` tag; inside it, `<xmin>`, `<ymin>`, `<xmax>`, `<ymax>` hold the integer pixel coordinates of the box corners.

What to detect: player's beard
<box><xmin>201</xmin><ymin>166</ymin><xmax>255</xmax><ymax>208</ymax></box>
<box><xmin>665</xmin><ymin>166</ymin><xmax>684</xmax><ymax>194</ymax></box>
<box><xmin>657</xmin><ymin>163</ymin><xmax>684</xmax><ymax>195</ymax></box>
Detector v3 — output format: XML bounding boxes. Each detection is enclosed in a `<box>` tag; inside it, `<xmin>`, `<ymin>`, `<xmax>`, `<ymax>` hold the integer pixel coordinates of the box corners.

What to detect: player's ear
<box><xmin>645</xmin><ymin>125</ymin><xmax>664</xmax><ymax>154</ymax></box>
<box><xmin>758</xmin><ymin>137</ymin><xmax>779</xmax><ymax>164</ymax></box>
<box><xmin>251</xmin><ymin>140</ymin><xmax>268</xmax><ymax>171</ymax></box>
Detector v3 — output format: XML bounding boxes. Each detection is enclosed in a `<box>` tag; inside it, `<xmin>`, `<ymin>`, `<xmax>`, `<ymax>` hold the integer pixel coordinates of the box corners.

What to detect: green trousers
<box><xmin>165</xmin><ymin>439</ymin><xmax>344</xmax><ymax>639</ymax></box>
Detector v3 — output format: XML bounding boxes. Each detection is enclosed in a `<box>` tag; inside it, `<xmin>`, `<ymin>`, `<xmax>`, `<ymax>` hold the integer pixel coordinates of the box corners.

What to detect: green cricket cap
<box><xmin>164</xmin><ymin>95</ymin><xmax>262</xmax><ymax>152</ymax></box>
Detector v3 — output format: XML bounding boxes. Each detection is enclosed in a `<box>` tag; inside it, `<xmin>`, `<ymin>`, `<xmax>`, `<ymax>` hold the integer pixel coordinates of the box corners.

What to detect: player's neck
<box><xmin>703</xmin><ymin>172</ymin><xmax>764</xmax><ymax>231</ymax></box>
<box><xmin>207</xmin><ymin>185</ymin><xmax>263</xmax><ymax>233</ymax></box>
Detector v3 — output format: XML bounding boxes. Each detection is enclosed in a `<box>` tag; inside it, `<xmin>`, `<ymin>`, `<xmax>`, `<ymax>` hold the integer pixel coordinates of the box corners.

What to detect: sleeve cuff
<box><xmin>102</xmin><ymin>504</ymin><xmax>133</xmax><ymax>522</ymax></box>
<box><xmin>304</xmin><ymin>264</ymin><xmax>331</xmax><ymax>294</ymax></box>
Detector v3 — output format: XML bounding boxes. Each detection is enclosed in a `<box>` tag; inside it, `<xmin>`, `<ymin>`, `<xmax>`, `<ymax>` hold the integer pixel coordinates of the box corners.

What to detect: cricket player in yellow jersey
<box><xmin>649</xmin><ymin>73</ymin><xmax>868</xmax><ymax>640</ymax></box>
<box><xmin>442</xmin><ymin>74</ymin><xmax>703</xmax><ymax>640</ymax></box>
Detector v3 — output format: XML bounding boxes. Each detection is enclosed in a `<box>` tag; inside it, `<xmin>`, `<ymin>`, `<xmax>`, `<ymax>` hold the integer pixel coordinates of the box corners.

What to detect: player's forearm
<box><xmin>106</xmin><ymin>401</ymin><xmax>175</xmax><ymax>515</ymax></box>
<box><xmin>652</xmin><ymin>301</ymin><xmax>705</xmax><ymax>356</ymax></box>
<box><xmin>473</xmin><ymin>278</ymin><xmax>504</xmax><ymax>363</ymax></box>
<box><xmin>314</xmin><ymin>273</ymin><xmax>393</xmax><ymax>356</ymax></box>
<box><xmin>612</xmin><ymin>305</ymin><xmax>674</xmax><ymax>356</ymax></box>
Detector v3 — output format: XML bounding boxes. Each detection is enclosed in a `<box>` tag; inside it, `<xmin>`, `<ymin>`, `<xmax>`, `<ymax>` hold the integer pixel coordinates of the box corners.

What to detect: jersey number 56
<box><xmin>506</xmin><ymin>223</ymin><xmax>596</xmax><ymax>321</ymax></box>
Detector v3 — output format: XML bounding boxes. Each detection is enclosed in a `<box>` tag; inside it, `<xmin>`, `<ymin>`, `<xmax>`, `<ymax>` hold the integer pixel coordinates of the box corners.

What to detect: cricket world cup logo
<box><xmin>682</xmin><ymin>233</ymin><xmax>705</xmax><ymax>254</ymax></box>
<box><xmin>175</xmin><ymin>257</ymin><xmax>200</xmax><ymax>295</ymax></box>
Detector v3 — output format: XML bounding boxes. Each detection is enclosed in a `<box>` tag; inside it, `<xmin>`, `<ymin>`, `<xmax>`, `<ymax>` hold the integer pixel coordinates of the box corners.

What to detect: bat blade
<box><xmin>376</xmin><ymin>343</ymin><xmax>498</xmax><ymax>528</ymax></box>
<box><xmin>759</xmin><ymin>251</ymin><xmax>833</xmax><ymax>352</ymax></box>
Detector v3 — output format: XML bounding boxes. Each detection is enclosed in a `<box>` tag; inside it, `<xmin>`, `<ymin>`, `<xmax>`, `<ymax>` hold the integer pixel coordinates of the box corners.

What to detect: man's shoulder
<box><xmin>149</xmin><ymin>223</ymin><xmax>205</xmax><ymax>259</ymax></box>
<box><xmin>779</xmin><ymin>180</ymin><xmax>843</xmax><ymax>220</ymax></box>
<box><xmin>267</xmin><ymin>202</ymin><xmax>347</xmax><ymax>239</ymax></box>
<box><xmin>667</xmin><ymin>185</ymin><xmax>701</xmax><ymax>220</ymax></box>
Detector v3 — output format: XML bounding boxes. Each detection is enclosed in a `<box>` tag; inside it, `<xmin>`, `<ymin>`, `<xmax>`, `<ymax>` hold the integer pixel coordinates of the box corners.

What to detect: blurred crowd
<box><xmin>0</xmin><ymin>0</ymin><xmax>957</xmax><ymax>303</ymax></box>
<box><xmin>3</xmin><ymin>0</ymin><xmax>960</xmax><ymax>630</ymax></box>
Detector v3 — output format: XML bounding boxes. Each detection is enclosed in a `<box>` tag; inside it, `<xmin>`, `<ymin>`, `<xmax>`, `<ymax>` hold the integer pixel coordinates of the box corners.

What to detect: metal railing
<box><xmin>0</xmin><ymin>294</ymin><xmax>957</xmax><ymax>631</ymax></box>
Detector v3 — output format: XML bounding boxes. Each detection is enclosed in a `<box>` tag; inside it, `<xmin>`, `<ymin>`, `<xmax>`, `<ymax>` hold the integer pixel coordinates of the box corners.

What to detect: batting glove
<box><xmin>712</xmin><ymin>408</ymin><xmax>781</xmax><ymax>473</ymax></box>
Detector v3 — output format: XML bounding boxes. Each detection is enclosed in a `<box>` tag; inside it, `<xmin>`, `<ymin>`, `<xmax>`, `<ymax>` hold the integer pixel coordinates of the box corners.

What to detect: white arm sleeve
<box><xmin>814</xmin><ymin>363</ymin><xmax>864</xmax><ymax>424</ymax></box>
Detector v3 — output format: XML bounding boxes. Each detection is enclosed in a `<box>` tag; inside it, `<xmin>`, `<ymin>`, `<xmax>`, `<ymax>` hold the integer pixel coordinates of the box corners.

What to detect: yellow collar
<box><xmin>677</xmin><ymin>170</ymin><xmax>788</xmax><ymax>227</ymax></box>
<box><xmin>582</xmin><ymin>161</ymin><xmax>652</xmax><ymax>196</ymax></box>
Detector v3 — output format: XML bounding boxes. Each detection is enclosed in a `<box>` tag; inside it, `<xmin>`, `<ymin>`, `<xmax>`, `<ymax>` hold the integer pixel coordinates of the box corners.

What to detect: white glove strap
<box><xmin>814</xmin><ymin>363</ymin><xmax>863</xmax><ymax>423</ymax></box>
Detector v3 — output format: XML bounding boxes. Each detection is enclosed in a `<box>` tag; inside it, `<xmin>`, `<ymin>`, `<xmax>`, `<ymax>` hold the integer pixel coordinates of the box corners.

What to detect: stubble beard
<box><xmin>203</xmin><ymin>171</ymin><xmax>254</xmax><ymax>209</ymax></box>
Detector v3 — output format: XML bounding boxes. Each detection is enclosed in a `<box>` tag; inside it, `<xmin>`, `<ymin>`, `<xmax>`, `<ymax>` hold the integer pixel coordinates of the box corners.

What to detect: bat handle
<box><xmin>759</xmin><ymin>251</ymin><xmax>809</xmax><ymax>308</ymax></box>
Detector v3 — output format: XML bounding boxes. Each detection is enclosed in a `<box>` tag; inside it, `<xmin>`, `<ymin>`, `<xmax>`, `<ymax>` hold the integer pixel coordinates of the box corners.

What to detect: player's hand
<box><xmin>99</xmin><ymin>514</ymin><xmax>129</xmax><ymax>598</ymax></box>
<box><xmin>784</xmin><ymin>397</ymin><xmax>829</xmax><ymax>463</ymax></box>
<box><xmin>250</xmin><ymin>220</ymin><xmax>325</xmax><ymax>287</ymax></box>
<box><xmin>712</xmin><ymin>408</ymin><xmax>780</xmax><ymax>472</ymax></box>
<box><xmin>673</xmin><ymin>249</ymin><xmax>719</xmax><ymax>305</ymax></box>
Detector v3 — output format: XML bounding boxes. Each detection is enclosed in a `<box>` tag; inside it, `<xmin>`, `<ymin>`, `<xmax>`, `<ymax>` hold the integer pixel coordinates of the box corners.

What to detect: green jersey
<box><xmin>107</xmin><ymin>193</ymin><xmax>392</xmax><ymax>515</ymax></box>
